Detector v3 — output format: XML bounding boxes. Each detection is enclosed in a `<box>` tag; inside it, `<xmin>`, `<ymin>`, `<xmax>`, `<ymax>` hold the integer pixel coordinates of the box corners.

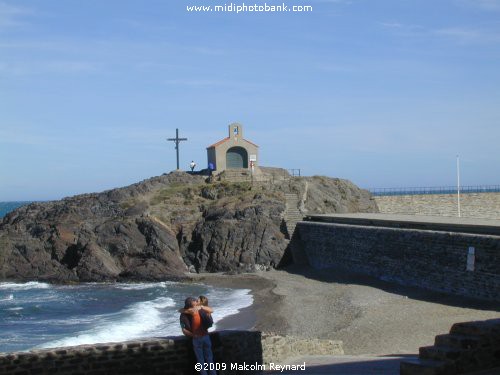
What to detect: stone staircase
<box><xmin>284</xmin><ymin>193</ymin><xmax>302</xmax><ymax>239</ymax></box>
<box><xmin>216</xmin><ymin>168</ymin><xmax>252</xmax><ymax>182</ymax></box>
<box><xmin>400</xmin><ymin>319</ymin><xmax>500</xmax><ymax>375</ymax></box>
<box><xmin>214</xmin><ymin>168</ymin><xmax>276</xmax><ymax>184</ymax></box>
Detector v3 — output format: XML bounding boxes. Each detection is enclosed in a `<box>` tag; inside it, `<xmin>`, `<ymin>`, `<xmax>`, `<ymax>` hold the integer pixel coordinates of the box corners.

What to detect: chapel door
<box><xmin>226</xmin><ymin>147</ymin><xmax>248</xmax><ymax>169</ymax></box>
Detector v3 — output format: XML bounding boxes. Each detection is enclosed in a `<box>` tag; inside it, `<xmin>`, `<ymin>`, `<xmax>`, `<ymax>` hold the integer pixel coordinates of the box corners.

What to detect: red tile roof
<box><xmin>207</xmin><ymin>137</ymin><xmax>230</xmax><ymax>148</ymax></box>
<box><xmin>206</xmin><ymin>137</ymin><xmax>259</xmax><ymax>149</ymax></box>
<box><xmin>244</xmin><ymin>139</ymin><xmax>259</xmax><ymax>148</ymax></box>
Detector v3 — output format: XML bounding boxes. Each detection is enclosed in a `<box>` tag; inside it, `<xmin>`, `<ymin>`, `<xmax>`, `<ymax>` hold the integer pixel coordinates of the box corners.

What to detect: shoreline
<box><xmin>187</xmin><ymin>272</ymin><xmax>284</xmax><ymax>334</ymax></box>
<box><xmin>2</xmin><ymin>268</ymin><xmax>498</xmax><ymax>356</ymax></box>
<box><xmin>191</xmin><ymin>265</ymin><xmax>500</xmax><ymax>355</ymax></box>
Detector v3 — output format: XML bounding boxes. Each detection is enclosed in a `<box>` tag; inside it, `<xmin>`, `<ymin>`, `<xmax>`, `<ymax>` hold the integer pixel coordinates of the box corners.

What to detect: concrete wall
<box><xmin>0</xmin><ymin>331</ymin><xmax>262</xmax><ymax>375</ymax></box>
<box><xmin>375</xmin><ymin>192</ymin><xmax>500</xmax><ymax>220</ymax></box>
<box><xmin>297</xmin><ymin>221</ymin><xmax>500</xmax><ymax>301</ymax></box>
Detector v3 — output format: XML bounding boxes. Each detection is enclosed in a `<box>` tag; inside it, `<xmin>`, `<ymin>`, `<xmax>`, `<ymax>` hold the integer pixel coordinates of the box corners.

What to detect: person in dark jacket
<box><xmin>198</xmin><ymin>296</ymin><xmax>213</xmax><ymax>329</ymax></box>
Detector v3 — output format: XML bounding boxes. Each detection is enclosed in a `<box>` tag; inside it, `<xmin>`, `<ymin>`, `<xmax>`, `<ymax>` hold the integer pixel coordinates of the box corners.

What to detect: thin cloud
<box><xmin>434</xmin><ymin>27</ymin><xmax>500</xmax><ymax>44</ymax></box>
<box><xmin>0</xmin><ymin>1</ymin><xmax>34</xmax><ymax>29</ymax></box>
<box><xmin>379</xmin><ymin>22</ymin><xmax>426</xmax><ymax>37</ymax></box>
<box><xmin>380</xmin><ymin>21</ymin><xmax>500</xmax><ymax>45</ymax></box>
<box><xmin>163</xmin><ymin>78</ymin><xmax>271</xmax><ymax>90</ymax></box>
<box><xmin>314</xmin><ymin>62</ymin><xmax>357</xmax><ymax>73</ymax></box>
<box><xmin>164</xmin><ymin>79</ymin><xmax>227</xmax><ymax>87</ymax></box>
<box><xmin>185</xmin><ymin>46</ymin><xmax>227</xmax><ymax>56</ymax></box>
<box><xmin>380</xmin><ymin>22</ymin><xmax>404</xmax><ymax>29</ymax></box>
<box><xmin>0</xmin><ymin>126</ymin><xmax>60</xmax><ymax>146</ymax></box>
<box><xmin>456</xmin><ymin>0</ymin><xmax>500</xmax><ymax>11</ymax></box>
<box><xmin>115</xmin><ymin>18</ymin><xmax>176</xmax><ymax>33</ymax></box>
<box><xmin>0</xmin><ymin>61</ymin><xmax>100</xmax><ymax>76</ymax></box>
<box><xmin>44</xmin><ymin>61</ymin><xmax>99</xmax><ymax>73</ymax></box>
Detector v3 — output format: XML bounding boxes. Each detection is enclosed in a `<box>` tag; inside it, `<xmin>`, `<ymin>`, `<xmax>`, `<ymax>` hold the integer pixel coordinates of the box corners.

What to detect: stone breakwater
<box><xmin>0</xmin><ymin>331</ymin><xmax>262</xmax><ymax>375</ymax></box>
<box><xmin>297</xmin><ymin>221</ymin><xmax>500</xmax><ymax>301</ymax></box>
<box><xmin>0</xmin><ymin>331</ymin><xmax>345</xmax><ymax>375</ymax></box>
<box><xmin>375</xmin><ymin>192</ymin><xmax>500</xmax><ymax>220</ymax></box>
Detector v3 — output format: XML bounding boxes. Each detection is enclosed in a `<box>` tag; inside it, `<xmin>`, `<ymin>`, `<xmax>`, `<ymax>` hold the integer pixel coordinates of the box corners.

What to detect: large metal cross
<box><xmin>167</xmin><ymin>128</ymin><xmax>188</xmax><ymax>170</ymax></box>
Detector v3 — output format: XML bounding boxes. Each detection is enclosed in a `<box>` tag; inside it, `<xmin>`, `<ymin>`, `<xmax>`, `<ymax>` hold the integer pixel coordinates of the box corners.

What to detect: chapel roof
<box><xmin>206</xmin><ymin>137</ymin><xmax>259</xmax><ymax>149</ymax></box>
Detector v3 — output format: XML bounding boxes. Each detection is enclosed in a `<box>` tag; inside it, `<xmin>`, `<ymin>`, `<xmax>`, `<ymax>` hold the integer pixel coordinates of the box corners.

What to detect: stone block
<box><xmin>400</xmin><ymin>358</ymin><xmax>451</xmax><ymax>375</ymax></box>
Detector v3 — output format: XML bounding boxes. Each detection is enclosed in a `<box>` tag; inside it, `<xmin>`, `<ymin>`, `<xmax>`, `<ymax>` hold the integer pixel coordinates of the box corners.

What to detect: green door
<box><xmin>226</xmin><ymin>147</ymin><xmax>248</xmax><ymax>169</ymax></box>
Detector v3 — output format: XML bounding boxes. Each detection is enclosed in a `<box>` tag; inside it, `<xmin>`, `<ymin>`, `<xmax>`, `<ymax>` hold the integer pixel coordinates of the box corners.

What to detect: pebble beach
<box><xmin>194</xmin><ymin>265</ymin><xmax>500</xmax><ymax>355</ymax></box>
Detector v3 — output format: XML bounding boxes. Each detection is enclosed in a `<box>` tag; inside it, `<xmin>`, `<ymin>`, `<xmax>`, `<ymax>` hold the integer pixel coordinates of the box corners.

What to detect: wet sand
<box><xmin>190</xmin><ymin>265</ymin><xmax>500</xmax><ymax>355</ymax></box>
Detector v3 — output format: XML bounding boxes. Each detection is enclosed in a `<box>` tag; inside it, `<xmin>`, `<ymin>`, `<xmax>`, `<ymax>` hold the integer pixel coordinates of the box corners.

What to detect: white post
<box><xmin>466</xmin><ymin>247</ymin><xmax>475</xmax><ymax>271</ymax></box>
<box><xmin>457</xmin><ymin>155</ymin><xmax>461</xmax><ymax>218</ymax></box>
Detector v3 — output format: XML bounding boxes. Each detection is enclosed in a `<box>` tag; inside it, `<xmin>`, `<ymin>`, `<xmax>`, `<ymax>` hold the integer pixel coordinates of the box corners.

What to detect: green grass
<box><xmin>151</xmin><ymin>180</ymin><xmax>278</xmax><ymax>208</ymax></box>
<box><xmin>151</xmin><ymin>183</ymin><xmax>200</xmax><ymax>205</ymax></box>
<box><xmin>120</xmin><ymin>199</ymin><xmax>138</xmax><ymax>210</ymax></box>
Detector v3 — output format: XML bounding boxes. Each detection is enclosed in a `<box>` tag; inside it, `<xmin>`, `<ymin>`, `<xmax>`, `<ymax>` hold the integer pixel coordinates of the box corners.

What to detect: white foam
<box><xmin>39</xmin><ymin>296</ymin><xmax>175</xmax><ymax>349</ymax></box>
<box><xmin>26</xmin><ymin>284</ymin><xmax>254</xmax><ymax>351</ymax></box>
<box><xmin>0</xmin><ymin>294</ymin><xmax>14</xmax><ymax>301</ymax></box>
<box><xmin>209</xmin><ymin>288</ymin><xmax>253</xmax><ymax>330</ymax></box>
<box><xmin>6</xmin><ymin>307</ymin><xmax>23</xmax><ymax>311</ymax></box>
<box><xmin>43</xmin><ymin>317</ymin><xmax>95</xmax><ymax>326</ymax></box>
<box><xmin>114</xmin><ymin>282</ymin><xmax>174</xmax><ymax>290</ymax></box>
<box><xmin>0</xmin><ymin>282</ymin><xmax>50</xmax><ymax>291</ymax></box>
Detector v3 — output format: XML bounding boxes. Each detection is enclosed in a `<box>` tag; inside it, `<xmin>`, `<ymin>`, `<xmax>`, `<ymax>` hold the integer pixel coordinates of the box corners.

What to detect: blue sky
<box><xmin>1</xmin><ymin>0</ymin><xmax>499</xmax><ymax>200</ymax></box>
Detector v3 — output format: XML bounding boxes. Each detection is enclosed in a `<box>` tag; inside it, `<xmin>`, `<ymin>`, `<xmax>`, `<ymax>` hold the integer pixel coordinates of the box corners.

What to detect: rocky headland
<box><xmin>0</xmin><ymin>168</ymin><xmax>377</xmax><ymax>282</ymax></box>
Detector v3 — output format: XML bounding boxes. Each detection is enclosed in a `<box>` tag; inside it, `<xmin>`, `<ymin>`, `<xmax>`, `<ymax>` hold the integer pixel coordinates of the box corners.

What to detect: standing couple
<box><xmin>179</xmin><ymin>295</ymin><xmax>216</xmax><ymax>375</ymax></box>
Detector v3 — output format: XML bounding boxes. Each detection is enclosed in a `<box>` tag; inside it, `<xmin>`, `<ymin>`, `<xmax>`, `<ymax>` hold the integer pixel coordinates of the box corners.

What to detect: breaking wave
<box><xmin>0</xmin><ymin>281</ymin><xmax>254</xmax><ymax>353</ymax></box>
<box><xmin>0</xmin><ymin>282</ymin><xmax>50</xmax><ymax>290</ymax></box>
<box><xmin>39</xmin><ymin>296</ymin><xmax>175</xmax><ymax>349</ymax></box>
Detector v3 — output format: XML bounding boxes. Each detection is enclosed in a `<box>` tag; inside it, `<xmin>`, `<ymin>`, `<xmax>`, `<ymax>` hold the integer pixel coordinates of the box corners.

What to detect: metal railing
<box><xmin>368</xmin><ymin>185</ymin><xmax>500</xmax><ymax>196</ymax></box>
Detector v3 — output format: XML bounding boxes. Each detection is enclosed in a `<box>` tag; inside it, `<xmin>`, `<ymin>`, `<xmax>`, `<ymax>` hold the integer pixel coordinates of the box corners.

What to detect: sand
<box><xmin>190</xmin><ymin>265</ymin><xmax>500</xmax><ymax>355</ymax></box>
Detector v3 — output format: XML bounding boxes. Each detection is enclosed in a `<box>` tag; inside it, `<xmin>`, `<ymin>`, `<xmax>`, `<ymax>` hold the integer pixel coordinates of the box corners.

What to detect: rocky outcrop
<box><xmin>273</xmin><ymin>175</ymin><xmax>376</xmax><ymax>214</ymax></box>
<box><xmin>185</xmin><ymin>194</ymin><xmax>287</xmax><ymax>273</ymax></box>
<box><xmin>0</xmin><ymin>171</ymin><xmax>377</xmax><ymax>282</ymax></box>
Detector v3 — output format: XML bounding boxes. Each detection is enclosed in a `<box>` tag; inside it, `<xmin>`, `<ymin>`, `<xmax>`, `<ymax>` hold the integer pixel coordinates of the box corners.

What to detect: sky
<box><xmin>0</xmin><ymin>0</ymin><xmax>499</xmax><ymax>201</ymax></box>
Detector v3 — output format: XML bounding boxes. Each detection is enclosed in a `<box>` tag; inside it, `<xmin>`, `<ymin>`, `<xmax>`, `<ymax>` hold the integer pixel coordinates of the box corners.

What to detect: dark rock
<box><xmin>0</xmin><ymin>170</ymin><xmax>377</xmax><ymax>282</ymax></box>
<box><xmin>184</xmin><ymin>198</ymin><xmax>287</xmax><ymax>273</ymax></box>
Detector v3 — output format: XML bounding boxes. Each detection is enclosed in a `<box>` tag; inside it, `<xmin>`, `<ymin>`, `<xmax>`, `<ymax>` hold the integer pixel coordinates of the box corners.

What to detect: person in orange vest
<box><xmin>180</xmin><ymin>297</ymin><xmax>216</xmax><ymax>375</ymax></box>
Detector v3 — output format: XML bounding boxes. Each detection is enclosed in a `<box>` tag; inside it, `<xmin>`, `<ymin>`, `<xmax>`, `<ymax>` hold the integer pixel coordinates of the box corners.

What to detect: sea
<box><xmin>0</xmin><ymin>201</ymin><xmax>31</xmax><ymax>218</ymax></box>
<box><xmin>0</xmin><ymin>281</ymin><xmax>253</xmax><ymax>353</ymax></box>
<box><xmin>0</xmin><ymin>202</ymin><xmax>253</xmax><ymax>354</ymax></box>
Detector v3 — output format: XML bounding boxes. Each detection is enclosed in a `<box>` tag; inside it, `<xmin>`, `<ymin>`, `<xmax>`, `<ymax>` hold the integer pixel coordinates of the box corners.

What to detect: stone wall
<box><xmin>261</xmin><ymin>335</ymin><xmax>343</xmax><ymax>366</ymax></box>
<box><xmin>375</xmin><ymin>192</ymin><xmax>500</xmax><ymax>220</ymax></box>
<box><xmin>297</xmin><ymin>221</ymin><xmax>500</xmax><ymax>301</ymax></box>
<box><xmin>0</xmin><ymin>331</ymin><xmax>262</xmax><ymax>375</ymax></box>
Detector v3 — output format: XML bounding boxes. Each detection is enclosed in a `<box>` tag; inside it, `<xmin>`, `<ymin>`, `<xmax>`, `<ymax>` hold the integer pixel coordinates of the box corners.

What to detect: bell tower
<box><xmin>229</xmin><ymin>123</ymin><xmax>243</xmax><ymax>141</ymax></box>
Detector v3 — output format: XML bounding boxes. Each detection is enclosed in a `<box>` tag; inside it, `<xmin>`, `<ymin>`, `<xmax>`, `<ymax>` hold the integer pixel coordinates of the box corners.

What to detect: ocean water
<box><xmin>0</xmin><ymin>281</ymin><xmax>252</xmax><ymax>353</ymax></box>
<box><xmin>0</xmin><ymin>201</ymin><xmax>31</xmax><ymax>218</ymax></box>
